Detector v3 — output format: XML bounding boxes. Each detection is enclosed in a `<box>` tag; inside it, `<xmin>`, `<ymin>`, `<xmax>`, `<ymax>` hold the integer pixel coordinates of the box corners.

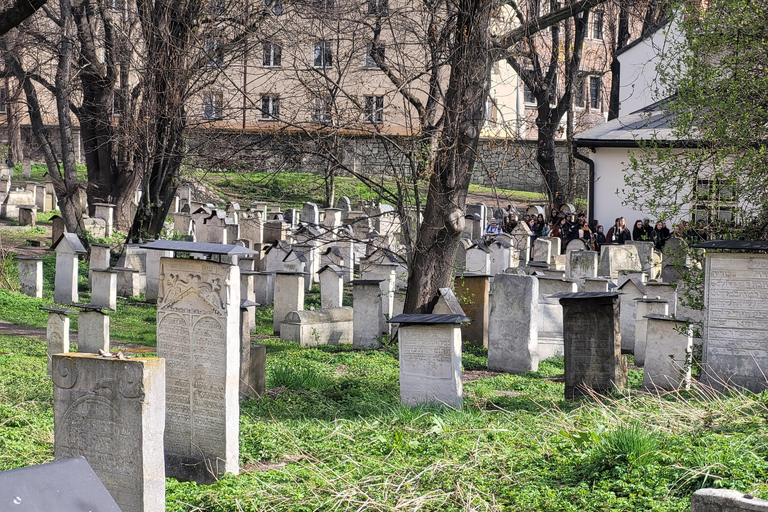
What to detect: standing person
<box><xmin>643</xmin><ymin>217</ymin><xmax>654</xmax><ymax>239</ymax></box>
<box><xmin>652</xmin><ymin>221</ymin><xmax>669</xmax><ymax>251</ymax></box>
<box><xmin>484</xmin><ymin>219</ymin><xmax>502</xmax><ymax>235</ymax></box>
<box><xmin>605</xmin><ymin>217</ymin><xmax>631</xmax><ymax>244</ymax></box>
<box><xmin>594</xmin><ymin>225</ymin><xmax>606</xmax><ymax>251</ymax></box>
<box><xmin>632</xmin><ymin>219</ymin><xmax>646</xmax><ymax>241</ymax></box>
<box><xmin>577</xmin><ymin>218</ymin><xmax>592</xmax><ymax>241</ymax></box>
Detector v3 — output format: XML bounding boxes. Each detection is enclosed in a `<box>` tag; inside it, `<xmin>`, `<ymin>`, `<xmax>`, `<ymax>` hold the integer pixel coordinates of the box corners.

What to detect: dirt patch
<box><xmin>463</xmin><ymin>369</ymin><xmax>505</xmax><ymax>383</ymax></box>
<box><xmin>0</xmin><ymin>320</ymin><xmax>155</xmax><ymax>354</ymax></box>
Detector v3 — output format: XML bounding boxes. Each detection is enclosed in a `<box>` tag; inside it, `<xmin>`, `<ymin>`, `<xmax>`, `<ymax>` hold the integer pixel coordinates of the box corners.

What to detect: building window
<box><xmin>367</xmin><ymin>0</ymin><xmax>387</xmax><ymax>15</ymax></box>
<box><xmin>262</xmin><ymin>42</ymin><xmax>282</xmax><ymax>67</ymax></box>
<box><xmin>204</xmin><ymin>39</ymin><xmax>223</xmax><ymax>67</ymax></box>
<box><xmin>202</xmin><ymin>92</ymin><xmax>223</xmax><ymax>119</ymax></box>
<box><xmin>112</xmin><ymin>93</ymin><xmax>122</xmax><ymax>117</ymax></box>
<box><xmin>260</xmin><ymin>95</ymin><xmax>279</xmax><ymax>120</ymax></box>
<box><xmin>265</xmin><ymin>0</ymin><xmax>282</xmax><ymax>14</ymax></box>
<box><xmin>312</xmin><ymin>95</ymin><xmax>332</xmax><ymax>123</ymax></box>
<box><xmin>364</xmin><ymin>42</ymin><xmax>385</xmax><ymax>69</ymax></box>
<box><xmin>589</xmin><ymin>75</ymin><xmax>601</xmax><ymax>110</ymax></box>
<box><xmin>591</xmin><ymin>11</ymin><xmax>604</xmax><ymax>40</ymax></box>
<box><xmin>693</xmin><ymin>179</ymin><xmax>738</xmax><ymax>225</ymax></box>
<box><xmin>313</xmin><ymin>41</ymin><xmax>333</xmax><ymax>68</ymax></box>
<box><xmin>573</xmin><ymin>73</ymin><xmax>585</xmax><ymax>108</ymax></box>
<box><xmin>364</xmin><ymin>95</ymin><xmax>384</xmax><ymax>124</ymax></box>
<box><xmin>523</xmin><ymin>76</ymin><xmax>535</xmax><ymax>105</ymax></box>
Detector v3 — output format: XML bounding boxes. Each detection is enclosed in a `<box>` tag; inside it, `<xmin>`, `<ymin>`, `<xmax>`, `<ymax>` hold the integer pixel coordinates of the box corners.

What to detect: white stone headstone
<box><xmin>643</xmin><ymin>315</ymin><xmax>692</xmax><ymax>390</ymax></box>
<box><xmin>634</xmin><ymin>298</ymin><xmax>670</xmax><ymax>366</ymax></box>
<box><xmin>488</xmin><ymin>274</ymin><xmax>539</xmax><ymax>373</ymax></box>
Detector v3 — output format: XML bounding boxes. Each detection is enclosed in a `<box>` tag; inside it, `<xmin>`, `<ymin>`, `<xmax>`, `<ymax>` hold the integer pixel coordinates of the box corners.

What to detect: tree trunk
<box><xmin>608</xmin><ymin>5</ymin><xmax>629</xmax><ymax>121</ymax></box>
<box><xmin>403</xmin><ymin>0</ymin><xmax>492</xmax><ymax>314</ymax></box>
<box><xmin>536</xmin><ymin>121</ymin><xmax>564</xmax><ymax>209</ymax></box>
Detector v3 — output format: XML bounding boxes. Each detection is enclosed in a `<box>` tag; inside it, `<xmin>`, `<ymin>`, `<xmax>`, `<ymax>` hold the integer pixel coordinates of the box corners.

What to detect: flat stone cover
<box><xmin>0</xmin><ymin>457</ymin><xmax>121</xmax><ymax>511</ymax></box>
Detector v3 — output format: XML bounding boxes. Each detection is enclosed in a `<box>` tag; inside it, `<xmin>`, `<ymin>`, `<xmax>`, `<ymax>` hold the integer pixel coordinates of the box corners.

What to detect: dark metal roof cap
<box><xmin>644</xmin><ymin>313</ymin><xmax>695</xmax><ymax>323</ymax></box>
<box><xmin>388</xmin><ymin>313</ymin><xmax>471</xmax><ymax>325</ymax></box>
<box><xmin>553</xmin><ymin>291</ymin><xmax>621</xmax><ymax>300</ymax></box>
<box><xmin>695</xmin><ymin>239</ymin><xmax>768</xmax><ymax>251</ymax></box>
<box><xmin>350</xmin><ymin>279</ymin><xmax>384</xmax><ymax>285</ymax></box>
<box><xmin>40</xmin><ymin>305</ymin><xmax>78</xmax><ymax>314</ymax></box>
<box><xmin>72</xmin><ymin>303</ymin><xmax>114</xmax><ymax>312</ymax></box>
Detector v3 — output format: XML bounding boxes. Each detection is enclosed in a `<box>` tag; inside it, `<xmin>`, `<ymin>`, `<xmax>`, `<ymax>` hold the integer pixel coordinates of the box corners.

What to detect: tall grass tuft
<box><xmin>590</xmin><ymin>422</ymin><xmax>662</xmax><ymax>470</ymax></box>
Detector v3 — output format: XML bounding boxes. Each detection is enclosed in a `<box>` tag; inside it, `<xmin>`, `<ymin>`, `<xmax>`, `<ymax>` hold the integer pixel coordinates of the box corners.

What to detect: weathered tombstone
<box><xmin>17</xmin><ymin>205</ymin><xmax>37</xmax><ymax>226</ymax></box>
<box><xmin>488</xmin><ymin>238</ymin><xmax>514</xmax><ymax>276</ymax></box>
<box><xmin>253</xmin><ymin>271</ymin><xmax>274</xmax><ymax>306</ymax></box>
<box><xmin>533</xmin><ymin>238</ymin><xmax>552</xmax><ymax>265</ymax></box>
<box><xmin>488</xmin><ymin>274</ymin><xmax>539</xmax><ymax>373</ymax></box>
<box><xmin>467</xmin><ymin>203</ymin><xmax>487</xmax><ymax>231</ymax></box>
<box><xmin>324</xmin><ymin>207</ymin><xmax>342</xmax><ymax>232</ymax></box>
<box><xmin>464</xmin><ymin>213</ymin><xmax>482</xmax><ymax>240</ymax></box>
<box><xmin>351</xmin><ymin>280</ymin><xmax>383</xmax><ymax>349</ymax></box>
<box><xmin>240</xmin><ymin>270</ymin><xmax>257</xmax><ymax>327</ymax></box>
<box><xmin>360</xmin><ymin>263</ymin><xmax>396</xmax><ymax>335</ymax></box>
<box><xmin>702</xmin><ymin>249</ymin><xmax>768</xmax><ymax>392</ymax></box>
<box><xmin>272</xmin><ymin>271</ymin><xmax>305</xmax><ymax>334</ymax></box>
<box><xmin>557</xmin><ymin>292</ymin><xmax>627</xmax><ymax>399</ymax></box>
<box><xmin>144</xmin><ymin>248</ymin><xmax>174</xmax><ymax>303</ymax></box>
<box><xmin>114</xmin><ymin>267</ymin><xmax>143</xmax><ymax>298</ymax></box>
<box><xmin>249</xmin><ymin>343</ymin><xmax>266</xmax><ymax>398</ymax></box>
<box><xmin>75</xmin><ymin>305</ymin><xmax>111</xmax><ymax>354</ymax></box>
<box><xmin>302</xmin><ymin>202</ymin><xmax>319</xmax><ymax>226</ymax></box>
<box><xmin>454</xmin><ymin>274</ymin><xmax>490</xmax><ymax>348</ymax></box>
<box><xmin>626</xmin><ymin>240</ymin><xmax>655</xmax><ymax>276</ymax></box>
<box><xmin>465</xmin><ymin>243</ymin><xmax>491</xmax><ymax>274</ymax></box>
<box><xmin>598</xmin><ymin>244</ymin><xmax>642</xmax><ymax>279</ymax></box>
<box><xmin>318</xmin><ymin>265</ymin><xmax>344</xmax><ymax>309</ymax></box>
<box><xmin>92</xmin><ymin>203</ymin><xmax>115</xmax><ymax>237</ymax></box>
<box><xmin>35</xmin><ymin>184</ymin><xmax>47</xmax><ymax>211</ymax></box>
<box><xmin>617</xmin><ymin>270</ymin><xmax>648</xmax><ymax>289</ymax></box>
<box><xmin>239</xmin><ymin>299</ymin><xmax>256</xmax><ymax>400</ymax></box>
<box><xmin>155</xmin><ymin>249</ymin><xmax>242</xmax><ymax>482</ymax></box>
<box><xmin>42</xmin><ymin>306</ymin><xmax>75</xmax><ymax>376</ymax></box>
<box><xmin>537</xmin><ymin>277</ymin><xmax>577</xmax><ymax>359</ymax></box>
<box><xmin>52</xmin><ymin>353</ymin><xmax>165</xmax><ymax>512</ymax></box>
<box><xmin>53</xmin><ymin>233</ymin><xmax>87</xmax><ymax>305</ymax></box>
<box><xmin>642</xmin><ymin>314</ymin><xmax>692</xmax><ymax>390</ymax></box>
<box><xmin>0</xmin><ymin>456</ymin><xmax>123</xmax><ymax>511</ymax></box>
<box><xmin>583</xmin><ymin>277</ymin><xmax>611</xmax><ymax>292</ymax></box>
<box><xmin>616</xmin><ymin>277</ymin><xmax>648</xmax><ymax>352</ymax></box>
<box><xmin>690</xmin><ymin>488</ymin><xmax>768</xmax><ymax>512</ymax></box>
<box><xmin>389</xmin><ymin>313</ymin><xmax>467</xmax><ymax>409</ymax></box>
<box><xmin>564</xmin><ymin>240</ymin><xmax>591</xmax><ymax>277</ymax></box>
<box><xmin>51</xmin><ymin>216</ymin><xmax>67</xmax><ymax>246</ymax></box>
<box><xmin>88</xmin><ymin>243</ymin><xmax>112</xmax><ymax>288</ymax></box>
<box><xmin>16</xmin><ymin>255</ymin><xmax>43</xmax><ymax>298</ymax></box>
<box><xmin>280</xmin><ymin>307</ymin><xmax>354</xmax><ymax>346</ymax></box>
<box><xmin>91</xmin><ymin>270</ymin><xmax>118</xmax><ymax>311</ymax></box>
<box><xmin>634</xmin><ymin>297</ymin><xmax>670</xmax><ymax>365</ymax></box>
<box><xmin>644</xmin><ymin>282</ymin><xmax>678</xmax><ymax>315</ymax></box>
<box><xmin>335</xmin><ymin>196</ymin><xmax>352</xmax><ymax>216</ymax></box>
<box><xmin>22</xmin><ymin>157</ymin><xmax>31</xmax><ymax>179</ymax></box>
<box><xmin>510</xmin><ymin>222</ymin><xmax>532</xmax><ymax>264</ymax></box>
<box><xmin>541</xmin><ymin>268</ymin><xmax>565</xmax><ymax>278</ymax></box>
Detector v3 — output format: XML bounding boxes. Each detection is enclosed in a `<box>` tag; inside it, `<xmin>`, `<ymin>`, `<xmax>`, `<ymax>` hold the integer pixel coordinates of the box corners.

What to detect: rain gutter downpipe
<box><xmin>572</xmin><ymin>143</ymin><xmax>596</xmax><ymax>223</ymax></box>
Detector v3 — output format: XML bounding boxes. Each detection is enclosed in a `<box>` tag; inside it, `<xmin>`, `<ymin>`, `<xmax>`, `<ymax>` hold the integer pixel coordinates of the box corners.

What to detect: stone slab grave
<box><xmin>52</xmin><ymin>354</ymin><xmax>165</xmax><ymax>512</ymax></box>
<box><xmin>239</xmin><ymin>299</ymin><xmax>260</xmax><ymax>400</ymax></box>
<box><xmin>147</xmin><ymin>240</ymin><xmax>257</xmax><ymax>483</ymax></box>
<box><xmin>74</xmin><ymin>304</ymin><xmax>112</xmax><ymax>354</ymax></box>
<box><xmin>488</xmin><ymin>274</ymin><xmax>539</xmax><ymax>373</ymax></box>
<box><xmin>42</xmin><ymin>305</ymin><xmax>76</xmax><ymax>376</ymax></box>
<box><xmin>583</xmin><ymin>278</ymin><xmax>611</xmax><ymax>292</ymax></box>
<box><xmin>454</xmin><ymin>274</ymin><xmax>490</xmax><ymax>348</ymax></box>
<box><xmin>360</xmin><ymin>263</ymin><xmax>397</xmax><ymax>336</ymax></box>
<box><xmin>252</xmin><ymin>271</ymin><xmax>274</xmax><ymax>306</ymax></box>
<box><xmin>114</xmin><ymin>266</ymin><xmax>144</xmax><ymax>298</ymax></box>
<box><xmin>644</xmin><ymin>282</ymin><xmax>678</xmax><ymax>315</ymax></box>
<box><xmin>16</xmin><ymin>255</ymin><xmax>43</xmax><ymax>298</ymax></box>
<box><xmin>532</xmin><ymin>237</ymin><xmax>552</xmax><ymax>265</ymax></box>
<box><xmin>272</xmin><ymin>271</ymin><xmax>305</xmax><ymax>334</ymax></box>
<box><xmin>556</xmin><ymin>292</ymin><xmax>627</xmax><ymax>399</ymax></box>
<box><xmin>564</xmin><ymin>240</ymin><xmax>591</xmax><ymax>278</ymax></box>
<box><xmin>90</xmin><ymin>269</ymin><xmax>118</xmax><ymax>311</ymax></box>
<box><xmin>433</xmin><ymin>287</ymin><xmax>466</xmax><ymax>316</ymax></box>
<box><xmin>389</xmin><ymin>313</ymin><xmax>469</xmax><ymax>409</ymax></box>
<box><xmin>642</xmin><ymin>314</ymin><xmax>693</xmax><ymax>391</ymax></box>
<box><xmin>88</xmin><ymin>242</ymin><xmax>112</xmax><ymax>287</ymax></box>
<box><xmin>633</xmin><ymin>297</ymin><xmax>670</xmax><ymax>366</ymax></box>
<box><xmin>351</xmin><ymin>280</ymin><xmax>383</xmax><ymax>349</ymax></box>
<box><xmin>280</xmin><ymin>307</ymin><xmax>354</xmax><ymax>346</ymax></box>
<box><xmin>598</xmin><ymin>244</ymin><xmax>642</xmax><ymax>279</ymax></box>
<box><xmin>240</xmin><ymin>271</ymin><xmax>257</xmax><ymax>327</ymax></box>
<box><xmin>145</xmin><ymin>248</ymin><xmax>175</xmax><ymax>303</ymax></box>
<box><xmin>626</xmin><ymin>240</ymin><xmax>660</xmax><ymax>279</ymax></box>
<box><xmin>702</xmin><ymin>248</ymin><xmax>768</xmax><ymax>392</ymax></box>
<box><xmin>537</xmin><ymin>277</ymin><xmax>577</xmax><ymax>360</ymax></box>
<box><xmin>488</xmin><ymin>238</ymin><xmax>514</xmax><ymax>276</ymax></box>
<box><xmin>53</xmin><ymin>233</ymin><xmax>87</xmax><ymax>305</ymax></box>
<box><xmin>616</xmin><ymin>277</ymin><xmax>648</xmax><ymax>353</ymax></box>
<box><xmin>510</xmin><ymin>222</ymin><xmax>532</xmax><ymax>264</ymax></box>
<box><xmin>0</xmin><ymin>457</ymin><xmax>122</xmax><ymax>511</ymax></box>
<box><xmin>318</xmin><ymin>264</ymin><xmax>344</xmax><ymax>309</ymax></box>
<box><xmin>250</xmin><ymin>343</ymin><xmax>267</xmax><ymax>398</ymax></box>
<box><xmin>690</xmin><ymin>488</ymin><xmax>768</xmax><ymax>512</ymax></box>
<box><xmin>465</xmin><ymin>243</ymin><xmax>491</xmax><ymax>274</ymax></box>
<box><xmin>18</xmin><ymin>205</ymin><xmax>37</xmax><ymax>226</ymax></box>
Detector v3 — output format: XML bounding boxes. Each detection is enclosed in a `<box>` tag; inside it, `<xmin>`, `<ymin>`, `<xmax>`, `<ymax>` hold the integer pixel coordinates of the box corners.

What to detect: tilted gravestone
<box><xmin>488</xmin><ymin>274</ymin><xmax>539</xmax><ymax>373</ymax></box>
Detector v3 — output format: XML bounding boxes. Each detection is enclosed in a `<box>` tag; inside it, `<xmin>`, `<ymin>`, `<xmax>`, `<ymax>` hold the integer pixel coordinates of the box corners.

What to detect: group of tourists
<box><xmin>483</xmin><ymin>207</ymin><xmax>702</xmax><ymax>254</ymax></box>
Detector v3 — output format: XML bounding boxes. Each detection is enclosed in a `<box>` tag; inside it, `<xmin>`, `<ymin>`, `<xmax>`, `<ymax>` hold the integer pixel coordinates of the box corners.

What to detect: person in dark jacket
<box><xmin>605</xmin><ymin>217</ymin><xmax>631</xmax><ymax>244</ymax></box>
<box><xmin>632</xmin><ymin>219</ymin><xmax>646</xmax><ymax>241</ymax></box>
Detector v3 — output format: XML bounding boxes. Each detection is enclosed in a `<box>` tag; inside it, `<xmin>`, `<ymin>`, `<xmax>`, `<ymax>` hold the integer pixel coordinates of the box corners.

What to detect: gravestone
<box><xmin>240</xmin><ymin>271</ymin><xmax>257</xmax><ymax>327</ymax></box>
<box><xmin>533</xmin><ymin>238</ymin><xmax>552</xmax><ymax>265</ymax></box>
<box><xmin>302</xmin><ymin>202</ymin><xmax>319</xmax><ymax>226</ymax></box>
<box><xmin>643</xmin><ymin>314</ymin><xmax>692</xmax><ymax>391</ymax></box>
<box><xmin>88</xmin><ymin>243</ymin><xmax>112</xmax><ymax>288</ymax></box>
<box><xmin>114</xmin><ymin>267</ymin><xmax>143</xmax><ymax>298</ymax></box>
<box><xmin>52</xmin><ymin>353</ymin><xmax>165</xmax><ymax>512</ymax></box>
<box><xmin>249</xmin><ymin>343</ymin><xmax>266</xmax><ymax>398</ymax></box>
<box><xmin>252</xmin><ymin>271</ymin><xmax>274</xmax><ymax>306</ymax></box>
<box><xmin>360</xmin><ymin>264</ymin><xmax>396</xmax><ymax>335</ymax></box>
<box><xmin>433</xmin><ymin>288</ymin><xmax>466</xmax><ymax>316</ymax></box>
<box><xmin>598</xmin><ymin>244</ymin><xmax>642</xmax><ymax>279</ymax></box>
<box><xmin>318</xmin><ymin>265</ymin><xmax>344</xmax><ymax>309</ymax></box>
<box><xmin>583</xmin><ymin>278</ymin><xmax>610</xmax><ymax>292</ymax></box>
<box><xmin>53</xmin><ymin>233</ymin><xmax>87</xmax><ymax>305</ymax></box>
<box><xmin>537</xmin><ymin>277</ymin><xmax>577</xmax><ymax>359</ymax></box>
<box><xmin>453</xmin><ymin>274</ymin><xmax>490</xmax><ymax>348</ymax></box>
<box><xmin>488</xmin><ymin>239</ymin><xmax>514</xmax><ymax>276</ymax></box>
<box><xmin>488</xmin><ymin>274</ymin><xmax>539</xmax><ymax>373</ymax></box>
<box><xmin>156</xmin><ymin>255</ymin><xmax>240</xmax><ymax>482</ymax></box>
<box><xmin>35</xmin><ymin>184</ymin><xmax>47</xmax><ymax>211</ymax></box>
<box><xmin>76</xmin><ymin>306</ymin><xmax>111</xmax><ymax>354</ymax></box>
<box><xmin>564</xmin><ymin>240</ymin><xmax>591</xmax><ymax>277</ymax></box>
<box><xmin>352</xmin><ymin>280</ymin><xmax>383</xmax><ymax>349</ymax></box>
<box><xmin>467</xmin><ymin>203</ymin><xmax>487</xmax><ymax>231</ymax></box>
<box><xmin>42</xmin><ymin>306</ymin><xmax>75</xmax><ymax>376</ymax></box>
<box><xmin>465</xmin><ymin>243</ymin><xmax>491</xmax><ymax>274</ymax></box>
<box><xmin>16</xmin><ymin>255</ymin><xmax>43</xmax><ymax>298</ymax></box>
<box><xmin>280</xmin><ymin>307</ymin><xmax>353</xmax><ymax>346</ymax></box>
<box><xmin>626</xmin><ymin>240</ymin><xmax>656</xmax><ymax>277</ymax></box>
<box><xmin>617</xmin><ymin>277</ymin><xmax>648</xmax><ymax>352</ymax></box>
<box><xmin>145</xmin><ymin>248</ymin><xmax>174</xmax><ymax>303</ymax></box>
<box><xmin>633</xmin><ymin>298</ymin><xmax>670</xmax><ymax>365</ymax></box>
<box><xmin>51</xmin><ymin>216</ymin><xmax>66</xmax><ymax>245</ymax></box>
<box><xmin>240</xmin><ymin>300</ymin><xmax>255</xmax><ymax>400</ymax></box>
<box><xmin>18</xmin><ymin>205</ymin><xmax>37</xmax><ymax>226</ymax></box>
<box><xmin>390</xmin><ymin>314</ymin><xmax>467</xmax><ymax>409</ymax></box>
<box><xmin>22</xmin><ymin>157</ymin><xmax>31</xmax><ymax>178</ymax></box>
<box><xmin>510</xmin><ymin>222</ymin><xmax>532</xmax><ymax>264</ymax></box>
<box><xmin>690</xmin><ymin>488</ymin><xmax>768</xmax><ymax>512</ymax></box>
<box><xmin>702</xmin><ymin>251</ymin><xmax>768</xmax><ymax>392</ymax></box>
<box><xmin>90</xmin><ymin>270</ymin><xmax>118</xmax><ymax>311</ymax></box>
<box><xmin>644</xmin><ymin>282</ymin><xmax>678</xmax><ymax>315</ymax></box>
<box><xmin>558</xmin><ymin>292</ymin><xmax>627</xmax><ymax>399</ymax></box>
<box><xmin>336</xmin><ymin>196</ymin><xmax>352</xmax><ymax>216</ymax></box>
<box><xmin>92</xmin><ymin>203</ymin><xmax>115</xmax><ymax>237</ymax></box>
<box><xmin>272</xmin><ymin>272</ymin><xmax>305</xmax><ymax>334</ymax></box>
